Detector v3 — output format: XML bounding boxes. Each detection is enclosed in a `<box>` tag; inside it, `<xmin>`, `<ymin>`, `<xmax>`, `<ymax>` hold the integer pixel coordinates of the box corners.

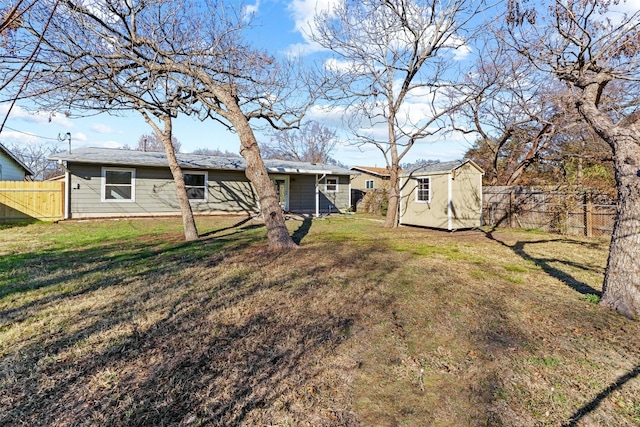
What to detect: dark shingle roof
<box><xmin>49</xmin><ymin>147</ymin><xmax>352</xmax><ymax>175</ymax></box>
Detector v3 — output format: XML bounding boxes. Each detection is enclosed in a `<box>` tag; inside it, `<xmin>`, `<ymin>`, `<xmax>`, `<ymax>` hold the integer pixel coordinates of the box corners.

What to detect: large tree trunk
<box><xmin>232</xmin><ymin>113</ymin><xmax>297</xmax><ymax>250</ymax></box>
<box><xmin>384</xmin><ymin>119</ymin><xmax>400</xmax><ymax>228</ymax></box>
<box><xmin>576</xmin><ymin>87</ymin><xmax>640</xmax><ymax>318</ymax></box>
<box><xmin>143</xmin><ymin>113</ymin><xmax>199</xmax><ymax>241</ymax></box>
<box><xmin>384</xmin><ymin>164</ymin><xmax>400</xmax><ymax>228</ymax></box>
<box><xmin>600</xmin><ymin>134</ymin><xmax>640</xmax><ymax>318</ymax></box>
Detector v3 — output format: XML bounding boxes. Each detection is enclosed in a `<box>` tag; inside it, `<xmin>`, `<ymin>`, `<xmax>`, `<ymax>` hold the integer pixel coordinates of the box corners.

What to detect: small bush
<box><xmin>583</xmin><ymin>293</ymin><xmax>601</xmax><ymax>304</ymax></box>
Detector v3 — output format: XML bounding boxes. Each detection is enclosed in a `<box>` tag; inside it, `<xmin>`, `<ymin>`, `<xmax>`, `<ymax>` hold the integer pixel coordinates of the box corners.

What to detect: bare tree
<box><xmin>18</xmin><ymin>0</ymin><xmax>306</xmax><ymax>249</ymax></box>
<box><xmin>455</xmin><ymin>40</ymin><xmax>615</xmax><ymax>187</ymax></box>
<box><xmin>452</xmin><ymin>44</ymin><xmax>565</xmax><ymax>185</ymax></box>
<box><xmin>506</xmin><ymin>0</ymin><xmax>640</xmax><ymax>318</ymax></box>
<box><xmin>311</xmin><ymin>0</ymin><xmax>490</xmax><ymax>227</ymax></box>
<box><xmin>125</xmin><ymin>133</ymin><xmax>182</xmax><ymax>153</ymax></box>
<box><xmin>0</xmin><ymin>0</ymin><xmax>56</xmax><ymax>133</ymax></box>
<box><xmin>191</xmin><ymin>147</ymin><xmax>240</xmax><ymax>157</ymax></box>
<box><xmin>9</xmin><ymin>142</ymin><xmax>63</xmax><ymax>180</ymax></box>
<box><xmin>262</xmin><ymin>120</ymin><xmax>338</xmax><ymax>164</ymax></box>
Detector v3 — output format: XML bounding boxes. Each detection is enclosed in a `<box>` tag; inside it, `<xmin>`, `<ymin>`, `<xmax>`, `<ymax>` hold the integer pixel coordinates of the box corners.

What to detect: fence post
<box><xmin>584</xmin><ymin>193</ymin><xmax>593</xmax><ymax>237</ymax></box>
<box><xmin>509</xmin><ymin>189</ymin><xmax>516</xmax><ymax>228</ymax></box>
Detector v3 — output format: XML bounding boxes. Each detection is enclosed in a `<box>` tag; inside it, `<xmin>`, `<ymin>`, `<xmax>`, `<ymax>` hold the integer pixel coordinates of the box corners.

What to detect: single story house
<box><xmin>350</xmin><ymin>166</ymin><xmax>396</xmax><ymax>211</ymax></box>
<box><xmin>0</xmin><ymin>142</ymin><xmax>33</xmax><ymax>181</ymax></box>
<box><xmin>49</xmin><ymin>147</ymin><xmax>352</xmax><ymax>219</ymax></box>
<box><xmin>399</xmin><ymin>160</ymin><xmax>484</xmax><ymax>230</ymax></box>
<box><xmin>350</xmin><ymin>166</ymin><xmax>392</xmax><ymax>191</ymax></box>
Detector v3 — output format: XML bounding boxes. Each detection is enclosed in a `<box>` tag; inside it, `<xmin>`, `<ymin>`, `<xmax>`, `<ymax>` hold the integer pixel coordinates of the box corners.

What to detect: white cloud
<box><xmin>287</xmin><ymin>0</ymin><xmax>338</xmax><ymax>33</ymax></box>
<box><xmin>0</xmin><ymin>104</ymin><xmax>68</xmax><ymax>126</ymax></box>
<box><xmin>0</xmin><ymin>129</ymin><xmax>40</xmax><ymax>144</ymax></box>
<box><xmin>87</xmin><ymin>140</ymin><xmax>122</xmax><ymax>149</ymax></box>
<box><xmin>73</xmin><ymin>132</ymin><xmax>88</xmax><ymax>142</ymax></box>
<box><xmin>285</xmin><ymin>0</ymin><xmax>340</xmax><ymax>54</ymax></box>
<box><xmin>618</xmin><ymin>0</ymin><xmax>640</xmax><ymax>12</ymax></box>
<box><xmin>244</xmin><ymin>0</ymin><xmax>261</xmax><ymax>19</ymax></box>
<box><xmin>90</xmin><ymin>123</ymin><xmax>116</xmax><ymax>134</ymax></box>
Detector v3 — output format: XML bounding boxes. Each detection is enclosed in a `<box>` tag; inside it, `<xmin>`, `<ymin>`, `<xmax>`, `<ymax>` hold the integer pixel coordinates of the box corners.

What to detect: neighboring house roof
<box><xmin>49</xmin><ymin>147</ymin><xmax>353</xmax><ymax>175</ymax></box>
<box><xmin>401</xmin><ymin>160</ymin><xmax>484</xmax><ymax>176</ymax></box>
<box><xmin>350</xmin><ymin>166</ymin><xmax>393</xmax><ymax>177</ymax></box>
<box><xmin>0</xmin><ymin>142</ymin><xmax>34</xmax><ymax>176</ymax></box>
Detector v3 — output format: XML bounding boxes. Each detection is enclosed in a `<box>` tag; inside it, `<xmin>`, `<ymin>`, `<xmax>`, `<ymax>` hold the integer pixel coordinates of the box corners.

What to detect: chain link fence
<box><xmin>482</xmin><ymin>186</ymin><xmax>616</xmax><ymax>237</ymax></box>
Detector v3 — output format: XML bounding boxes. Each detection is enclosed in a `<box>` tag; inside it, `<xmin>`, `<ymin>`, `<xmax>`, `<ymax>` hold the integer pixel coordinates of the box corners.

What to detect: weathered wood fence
<box><xmin>0</xmin><ymin>181</ymin><xmax>64</xmax><ymax>222</ymax></box>
<box><xmin>483</xmin><ymin>186</ymin><xmax>616</xmax><ymax>237</ymax></box>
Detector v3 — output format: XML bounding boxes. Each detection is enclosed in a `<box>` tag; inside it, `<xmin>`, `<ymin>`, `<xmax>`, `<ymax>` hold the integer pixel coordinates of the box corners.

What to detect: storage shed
<box><xmin>399</xmin><ymin>160</ymin><xmax>483</xmax><ymax>230</ymax></box>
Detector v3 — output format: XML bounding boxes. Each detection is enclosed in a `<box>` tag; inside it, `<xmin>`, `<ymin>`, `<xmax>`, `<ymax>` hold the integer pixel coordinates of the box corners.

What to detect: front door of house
<box><xmin>270</xmin><ymin>175</ymin><xmax>289</xmax><ymax>211</ymax></box>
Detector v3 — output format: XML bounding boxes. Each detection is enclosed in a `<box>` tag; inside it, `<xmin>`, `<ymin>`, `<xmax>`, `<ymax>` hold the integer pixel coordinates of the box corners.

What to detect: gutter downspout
<box><xmin>316</xmin><ymin>173</ymin><xmax>326</xmax><ymax>218</ymax></box>
<box><xmin>398</xmin><ymin>176</ymin><xmax>403</xmax><ymax>225</ymax></box>
<box><xmin>447</xmin><ymin>172</ymin><xmax>453</xmax><ymax>231</ymax></box>
<box><xmin>58</xmin><ymin>160</ymin><xmax>71</xmax><ymax>220</ymax></box>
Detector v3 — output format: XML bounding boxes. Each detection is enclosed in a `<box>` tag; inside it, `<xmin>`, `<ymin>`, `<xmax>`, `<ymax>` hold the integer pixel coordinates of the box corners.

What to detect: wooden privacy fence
<box><xmin>482</xmin><ymin>186</ymin><xmax>616</xmax><ymax>237</ymax></box>
<box><xmin>0</xmin><ymin>181</ymin><xmax>64</xmax><ymax>222</ymax></box>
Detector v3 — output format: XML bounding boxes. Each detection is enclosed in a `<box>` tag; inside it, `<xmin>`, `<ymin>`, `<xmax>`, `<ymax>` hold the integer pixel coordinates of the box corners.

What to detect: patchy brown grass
<box><xmin>0</xmin><ymin>215</ymin><xmax>638</xmax><ymax>426</ymax></box>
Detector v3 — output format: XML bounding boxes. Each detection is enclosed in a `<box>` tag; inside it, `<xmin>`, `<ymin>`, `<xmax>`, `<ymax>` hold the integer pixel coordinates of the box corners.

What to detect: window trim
<box><xmin>324</xmin><ymin>176</ymin><xmax>338</xmax><ymax>193</ymax></box>
<box><xmin>183</xmin><ymin>171</ymin><xmax>208</xmax><ymax>203</ymax></box>
<box><xmin>101</xmin><ymin>167</ymin><xmax>135</xmax><ymax>202</ymax></box>
<box><xmin>415</xmin><ymin>176</ymin><xmax>431</xmax><ymax>203</ymax></box>
<box><xmin>365</xmin><ymin>179</ymin><xmax>374</xmax><ymax>189</ymax></box>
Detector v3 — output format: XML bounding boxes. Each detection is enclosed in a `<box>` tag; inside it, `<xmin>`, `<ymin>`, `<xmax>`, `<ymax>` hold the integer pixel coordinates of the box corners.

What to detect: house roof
<box><xmin>400</xmin><ymin>159</ymin><xmax>484</xmax><ymax>177</ymax></box>
<box><xmin>0</xmin><ymin>142</ymin><xmax>34</xmax><ymax>176</ymax></box>
<box><xmin>49</xmin><ymin>147</ymin><xmax>353</xmax><ymax>176</ymax></box>
<box><xmin>350</xmin><ymin>166</ymin><xmax>393</xmax><ymax>177</ymax></box>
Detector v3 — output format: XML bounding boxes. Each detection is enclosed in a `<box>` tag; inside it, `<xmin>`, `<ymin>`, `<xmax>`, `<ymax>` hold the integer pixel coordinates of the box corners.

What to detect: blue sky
<box><xmin>1</xmin><ymin>0</ymin><xmax>638</xmax><ymax>168</ymax></box>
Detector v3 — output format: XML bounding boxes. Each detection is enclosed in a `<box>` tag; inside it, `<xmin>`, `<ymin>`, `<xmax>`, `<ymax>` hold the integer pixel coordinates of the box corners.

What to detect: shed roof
<box><xmin>400</xmin><ymin>159</ymin><xmax>483</xmax><ymax>177</ymax></box>
<box><xmin>0</xmin><ymin>142</ymin><xmax>34</xmax><ymax>176</ymax></box>
<box><xmin>49</xmin><ymin>147</ymin><xmax>353</xmax><ymax>175</ymax></box>
<box><xmin>350</xmin><ymin>166</ymin><xmax>393</xmax><ymax>177</ymax></box>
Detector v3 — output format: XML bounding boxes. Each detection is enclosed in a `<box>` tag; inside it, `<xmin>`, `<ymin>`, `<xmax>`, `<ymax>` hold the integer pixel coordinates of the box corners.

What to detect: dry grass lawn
<box><xmin>0</xmin><ymin>215</ymin><xmax>638</xmax><ymax>426</ymax></box>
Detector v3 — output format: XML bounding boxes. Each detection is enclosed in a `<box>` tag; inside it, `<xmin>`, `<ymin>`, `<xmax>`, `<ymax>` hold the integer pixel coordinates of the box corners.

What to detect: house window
<box><xmin>365</xmin><ymin>179</ymin><xmax>374</xmax><ymax>189</ymax></box>
<box><xmin>325</xmin><ymin>176</ymin><xmax>338</xmax><ymax>192</ymax></box>
<box><xmin>184</xmin><ymin>172</ymin><xmax>207</xmax><ymax>201</ymax></box>
<box><xmin>102</xmin><ymin>168</ymin><xmax>135</xmax><ymax>202</ymax></box>
<box><xmin>416</xmin><ymin>177</ymin><xmax>430</xmax><ymax>203</ymax></box>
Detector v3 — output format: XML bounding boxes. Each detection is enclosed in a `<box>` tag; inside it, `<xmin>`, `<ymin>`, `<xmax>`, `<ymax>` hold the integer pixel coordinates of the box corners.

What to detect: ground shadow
<box><xmin>0</xmin><ymin>236</ymin><xmax>382</xmax><ymax>426</ymax></box>
<box><xmin>199</xmin><ymin>216</ymin><xmax>257</xmax><ymax>238</ymax></box>
<box><xmin>562</xmin><ymin>364</ymin><xmax>640</xmax><ymax>426</ymax></box>
<box><xmin>0</xmin><ymin>218</ymin><xmax>40</xmax><ymax>230</ymax></box>
<box><xmin>291</xmin><ymin>217</ymin><xmax>313</xmax><ymax>244</ymax></box>
<box><xmin>482</xmin><ymin>229</ymin><xmax>602</xmax><ymax>296</ymax></box>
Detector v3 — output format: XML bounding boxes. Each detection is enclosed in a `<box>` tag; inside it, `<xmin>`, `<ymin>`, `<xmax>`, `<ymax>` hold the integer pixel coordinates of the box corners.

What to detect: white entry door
<box><xmin>270</xmin><ymin>175</ymin><xmax>290</xmax><ymax>211</ymax></box>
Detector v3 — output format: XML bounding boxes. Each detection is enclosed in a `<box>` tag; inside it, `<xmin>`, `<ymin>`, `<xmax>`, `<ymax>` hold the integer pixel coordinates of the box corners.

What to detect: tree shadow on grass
<box><xmin>0</xmin><ymin>219</ymin><xmax>40</xmax><ymax>230</ymax></box>
<box><xmin>482</xmin><ymin>229</ymin><xmax>602</xmax><ymax>296</ymax></box>
<box><xmin>0</xmin><ymin>241</ymin><xmax>380</xmax><ymax>426</ymax></box>
<box><xmin>291</xmin><ymin>217</ymin><xmax>313</xmax><ymax>245</ymax></box>
<box><xmin>199</xmin><ymin>215</ymin><xmax>259</xmax><ymax>238</ymax></box>
<box><xmin>562</xmin><ymin>364</ymin><xmax>640</xmax><ymax>427</ymax></box>
<box><xmin>0</xmin><ymin>233</ymin><xmax>261</xmax><ymax>328</ymax></box>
